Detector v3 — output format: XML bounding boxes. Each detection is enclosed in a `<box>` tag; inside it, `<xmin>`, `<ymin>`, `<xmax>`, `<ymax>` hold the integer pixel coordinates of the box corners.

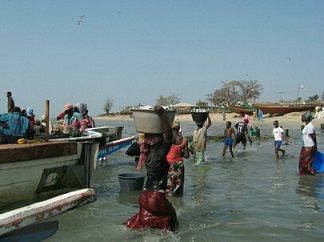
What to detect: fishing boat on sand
<box><xmin>227</xmin><ymin>105</ymin><xmax>254</xmax><ymax>115</ymax></box>
<box><xmin>228</xmin><ymin>103</ymin><xmax>317</xmax><ymax>116</ymax></box>
<box><xmin>253</xmin><ymin>103</ymin><xmax>316</xmax><ymax>115</ymax></box>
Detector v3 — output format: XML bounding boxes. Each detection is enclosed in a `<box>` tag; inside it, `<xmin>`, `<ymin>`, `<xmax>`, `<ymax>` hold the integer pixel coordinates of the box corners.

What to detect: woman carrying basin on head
<box><xmin>123</xmin><ymin>105</ymin><xmax>178</xmax><ymax>231</ymax></box>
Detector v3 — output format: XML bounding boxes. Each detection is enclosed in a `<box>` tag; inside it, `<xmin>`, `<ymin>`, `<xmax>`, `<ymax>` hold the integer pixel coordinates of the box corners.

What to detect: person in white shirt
<box><xmin>272</xmin><ymin>120</ymin><xmax>288</xmax><ymax>159</ymax></box>
<box><xmin>299</xmin><ymin>111</ymin><xmax>317</xmax><ymax>175</ymax></box>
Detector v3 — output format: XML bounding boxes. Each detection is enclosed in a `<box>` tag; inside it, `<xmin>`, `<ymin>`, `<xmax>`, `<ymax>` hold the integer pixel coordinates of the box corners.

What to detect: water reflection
<box><xmin>0</xmin><ymin>220</ymin><xmax>59</xmax><ymax>242</ymax></box>
<box><xmin>117</xmin><ymin>191</ymin><xmax>141</xmax><ymax>205</ymax></box>
<box><xmin>296</xmin><ymin>175</ymin><xmax>324</xmax><ymax>212</ymax></box>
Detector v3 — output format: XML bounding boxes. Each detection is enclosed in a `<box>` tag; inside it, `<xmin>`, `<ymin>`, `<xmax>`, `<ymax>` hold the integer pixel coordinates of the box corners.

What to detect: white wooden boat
<box><xmin>0</xmin><ymin>188</ymin><xmax>96</xmax><ymax>236</ymax></box>
<box><xmin>0</xmin><ymin>130</ymin><xmax>102</xmax><ymax>208</ymax></box>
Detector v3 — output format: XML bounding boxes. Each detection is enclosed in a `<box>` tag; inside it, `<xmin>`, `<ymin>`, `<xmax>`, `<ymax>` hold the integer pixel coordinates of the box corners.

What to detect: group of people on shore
<box><xmin>0</xmin><ymin>91</ymin><xmax>95</xmax><ymax>143</ymax></box>
<box><xmin>123</xmin><ymin>105</ymin><xmax>320</xmax><ymax>232</ymax></box>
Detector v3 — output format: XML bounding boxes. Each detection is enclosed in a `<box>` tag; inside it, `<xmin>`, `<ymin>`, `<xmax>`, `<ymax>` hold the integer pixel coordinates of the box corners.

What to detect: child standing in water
<box><xmin>272</xmin><ymin>120</ymin><xmax>288</xmax><ymax>159</ymax></box>
<box><xmin>223</xmin><ymin>121</ymin><xmax>235</xmax><ymax>158</ymax></box>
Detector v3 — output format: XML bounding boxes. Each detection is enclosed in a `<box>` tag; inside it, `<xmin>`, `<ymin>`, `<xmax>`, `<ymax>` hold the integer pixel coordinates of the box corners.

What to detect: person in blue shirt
<box><xmin>0</xmin><ymin>107</ymin><xmax>30</xmax><ymax>143</ymax></box>
<box><xmin>257</xmin><ymin>109</ymin><xmax>263</xmax><ymax>122</ymax></box>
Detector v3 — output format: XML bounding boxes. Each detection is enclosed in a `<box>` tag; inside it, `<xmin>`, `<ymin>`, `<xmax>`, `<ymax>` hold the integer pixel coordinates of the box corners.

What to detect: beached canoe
<box><xmin>227</xmin><ymin>105</ymin><xmax>254</xmax><ymax>115</ymax></box>
<box><xmin>253</xmin><ymin>103</ymin><xmax>316</xmax><ymax>115</ymax></box>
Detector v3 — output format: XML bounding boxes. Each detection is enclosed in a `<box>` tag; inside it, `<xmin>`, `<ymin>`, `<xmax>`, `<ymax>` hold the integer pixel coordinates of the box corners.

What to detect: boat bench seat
<box><xmin>0</xmin><ymin>141</ymin><xmax>78</xmax><ymax>163</ymax></box>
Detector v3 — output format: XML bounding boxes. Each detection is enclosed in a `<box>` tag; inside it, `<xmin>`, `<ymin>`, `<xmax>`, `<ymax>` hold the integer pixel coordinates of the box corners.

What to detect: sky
<box><xmin>1</xmin><ymin>0</ymin><xmax>323</xmax><ymax>117</ymax></box>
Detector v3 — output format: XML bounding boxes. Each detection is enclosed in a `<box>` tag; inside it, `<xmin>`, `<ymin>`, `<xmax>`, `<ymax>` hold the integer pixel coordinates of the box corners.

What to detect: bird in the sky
<box><xmin>78</xmin><ymin>15</ymin><xmax>85</xmax><ymax>25</ymax></box>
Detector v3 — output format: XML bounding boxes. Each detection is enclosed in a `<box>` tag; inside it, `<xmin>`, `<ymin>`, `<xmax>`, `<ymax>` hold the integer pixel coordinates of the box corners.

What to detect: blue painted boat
<box><xmin>97</xmin><ymin>136</ymin><xmax>135</xmax><ymax>160</ymax></box>
<box><xmin>85</xmin><ymin>126</ymin><xmax>135</xmax><ymax>160</ymax></box>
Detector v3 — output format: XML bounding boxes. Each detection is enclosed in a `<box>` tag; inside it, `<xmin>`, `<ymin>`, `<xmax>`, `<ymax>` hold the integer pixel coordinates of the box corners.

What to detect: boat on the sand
<box><xmin>228</xmin><ymin>102</ymin><xmax>317</xmax><ymax>116</ymax></box>
<box><xmin>227</xmin><ymin>105</ymin><xmax>254</xmax><ymax>115</ymax></box>
<box><xmin>253</xmin><ymin>103</ymin><xmax>316</xmax><ymax>115</ymax></box>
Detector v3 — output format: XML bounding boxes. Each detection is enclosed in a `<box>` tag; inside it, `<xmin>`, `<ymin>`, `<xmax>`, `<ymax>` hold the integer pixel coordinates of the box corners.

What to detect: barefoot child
<box><xmin>223</xmin><ymin>121</ymin><xmax>235</xmax><ymax>158</ymax></box>
<box><xmin>272</xmin><ymin>120</ymin><xmax>288</xmax><ymax>159</ymax></box>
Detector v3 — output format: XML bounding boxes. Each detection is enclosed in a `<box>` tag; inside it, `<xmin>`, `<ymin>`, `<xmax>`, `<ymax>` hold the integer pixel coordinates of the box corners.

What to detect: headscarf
<box><xmin>303</xmin><ymin>111</ymin><xmax>313</xmax><ymax>122</ymax></box>
<box><xmin>76</xmin><ymin>103</ymin><xmax>87</xmax><ymax>118</ymax></box>
<box><xmin>136</xmin><ymin>134</ymin><xmax>163</xmax><ymax>170</ymax></box>
<box><xmin>26</xmin><ymin>107</ymin><xmax>34</xmax><ymax>117</ymax></box>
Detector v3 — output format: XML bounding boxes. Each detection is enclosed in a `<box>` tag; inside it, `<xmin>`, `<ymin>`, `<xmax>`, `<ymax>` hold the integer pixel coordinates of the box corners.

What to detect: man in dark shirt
<box><xmin>7</xmin><ymin>91</ymin><xmax>15</xmax><ymax>113</ymax></box>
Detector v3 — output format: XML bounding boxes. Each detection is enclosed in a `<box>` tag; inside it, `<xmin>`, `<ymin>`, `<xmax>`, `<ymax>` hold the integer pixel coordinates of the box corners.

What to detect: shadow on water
<box><xmin>0</xmin><ymin>220</ymin><xmax>59</xmax><ymax>242</ymax></box>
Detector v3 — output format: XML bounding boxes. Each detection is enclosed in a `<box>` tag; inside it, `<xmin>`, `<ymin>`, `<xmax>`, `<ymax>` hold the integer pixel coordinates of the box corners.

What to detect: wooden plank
<box><xmin>0</xmin><ymin>188</ymin><xmax>96</xmax><ymax>236</ymax></box>
<box><xmin>0</xmin><ymin>141</ymin><xmax>78</xmax><ymax>163</ymax></box>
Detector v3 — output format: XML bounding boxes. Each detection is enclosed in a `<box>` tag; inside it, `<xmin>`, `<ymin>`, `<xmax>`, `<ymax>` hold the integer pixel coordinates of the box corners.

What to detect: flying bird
<box><xmin>78</xmin><ymin>15</ymin><xmax>85</xmax><ymax>25</ymax></box>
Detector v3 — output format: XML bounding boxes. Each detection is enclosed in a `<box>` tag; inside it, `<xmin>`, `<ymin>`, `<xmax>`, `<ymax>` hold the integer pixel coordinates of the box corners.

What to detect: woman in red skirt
<box><xmin>299</xmin><ymin>111</ymin><xmax>317</xmax><ymax>175</ymax></box>
<box><xmin>123</xmin><ymin>106</ymin><xmax>177</xmax><ymax>231</ymax></box>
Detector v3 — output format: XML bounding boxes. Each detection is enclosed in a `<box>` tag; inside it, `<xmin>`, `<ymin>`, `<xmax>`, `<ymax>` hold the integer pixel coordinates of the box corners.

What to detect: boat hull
<box><xmin>253</xmin><ymin>103</ymin><xmax>316</xmax><ymax>115</ymax></box>
<box><xmin>85</xmin><ymin>126</ymin><xmax>135</xmax><ymax>160</ymax></box>
<box><xmin>0</xmin><ymin>139</ymin><xmax>100</xmax><ymax>208</ymax></box>
<box><xmin>228</xmin><ymin>103</ymin><xmax>316</xmax><ymax>116</ymax></box>
<box><xmin>228</xmin><ymin>106</ymin><xmax>254</xmax><ymax>115</ymax></box>
<box><xmin>0</xmin><ymin>188</ymin><xmax>96</xmax><ymax>236</ymax></box>
<box><xmin>97</xmin><ymin>136</ymin><xmax>135</xmax><ymax>160</ymax></box>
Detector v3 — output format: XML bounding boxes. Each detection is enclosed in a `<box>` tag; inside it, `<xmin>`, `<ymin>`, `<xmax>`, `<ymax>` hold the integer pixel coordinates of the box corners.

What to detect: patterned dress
<box><xmin>166</xmin><ymin>138</ymin><xmax>188</xmax><ymax>195</ymax></box>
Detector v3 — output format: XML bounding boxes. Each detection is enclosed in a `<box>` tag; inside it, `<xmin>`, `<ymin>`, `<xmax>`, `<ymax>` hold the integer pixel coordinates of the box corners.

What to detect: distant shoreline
<box><xmin>93</xmin><ymin>112</ymin><xmax>323</xmax><ymax>127</ymax></box>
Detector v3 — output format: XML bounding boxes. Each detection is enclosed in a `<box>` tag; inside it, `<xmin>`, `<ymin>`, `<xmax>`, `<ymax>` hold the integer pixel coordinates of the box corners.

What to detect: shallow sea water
<box><xmin>4</xmin><ymin>119</ymin><xmax>324</xmax><ymax>242</ymax></box>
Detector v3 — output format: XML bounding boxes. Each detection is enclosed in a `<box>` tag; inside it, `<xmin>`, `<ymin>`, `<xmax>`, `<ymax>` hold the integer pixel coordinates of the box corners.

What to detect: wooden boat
<box><xmin>227</xmin><ymin>105</ymin><xmax>254</xmax><ymax>115</ymax></box>
<box><xmin>0</xmin><ymin>130</ymin><xmax>102</xmax><ymax>208</ymax></box>
<box><xmin>253</xmin><ymin>103</ymin><xmax>316</xmax><ymax>115</ymax></box>
<box><xmin>97</xmin><ymin>136</ymin><xmax>135</xmax><ymax>160</ymax></box>
<box><xmin>0</xmin><ymin>188</ymin><xmax>96</xmax><ymax>236</ymax></box>
<box><xmin>85</xmin><ymin>126</ymin><xmax>135</xmax><ymax>160</ymax></box>
<box><xmin>228</xmin><ymin>103</ymin><xmax>316</xmax><ymax>116</ymax></box>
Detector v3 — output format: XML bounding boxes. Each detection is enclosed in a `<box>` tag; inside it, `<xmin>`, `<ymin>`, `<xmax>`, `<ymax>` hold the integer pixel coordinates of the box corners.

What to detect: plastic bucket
<box><xmin>118</xmin><ymin>173</ymin><xmax>145</xmax><ymax>192</ymax></box>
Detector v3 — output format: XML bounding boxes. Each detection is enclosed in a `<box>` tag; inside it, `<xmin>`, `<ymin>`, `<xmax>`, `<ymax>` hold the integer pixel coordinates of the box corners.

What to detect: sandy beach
<box><xmin>94</xmin><ymin>112</ymin><xmax>324</xmax><ymax>128</ymax></box>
